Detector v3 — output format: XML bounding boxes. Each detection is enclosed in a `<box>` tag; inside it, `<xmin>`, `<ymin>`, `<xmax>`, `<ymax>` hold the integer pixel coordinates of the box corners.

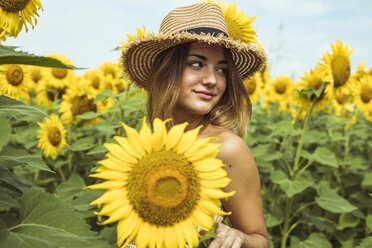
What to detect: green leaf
<box><xmin>301</xmin><ymin>147</ymin><xmax>338</xmax><ymax>168</ymax></box>
<box><xmin>0</xmin><ymin>168</ymin><xmax>31</xmax><ymax>193</ymax></box>
<box><xmin>264</xmin><ymin>211</ymin><xmax>284</xmax><ymax>227</ymax></box>
<box><xmin>0</xmin><ymin>188</ymin><xmax>19</xmax><ymax>209</ymax></box>
<box><xmin>0</xmin><ymin>45</ymin><xmax>80</xmax><ymax>69</ymax></box>
<box><xmin>0</xmin><ymin>147</ymin><xmax>53</xmax><ymax>173</ymax></box>
<box><xmin>94</xmin><ymin>90</ymin><xmax>115</xmax><ymax>103</ymax></box>
<box><xmin>0</xmin><ymin>189</ymin><xmax>111</xmax><ymax>248</ymax></box>
<box><xmin>362</xmin><ymin>172</ymin><xmax>372</xmax><ymax>189</ymax></box>
<box><xmin>199</xmin><ymin>223</ymin><xmax>218</xmax><ymax>247</ymax></box>
<box><xmin>298</xmin><ymin>233</ymin><xmax>332</xmax><ymax>248</ymax></box>
<box><xmin>68</xmin><ymin>136</ymin><xmax>96</xmax><ymax>152</ymax></box>
<box><xmin>86</xmin><ymin>145</ymin><xmax>107</xmax><ymax>155</ymax></box>
<box><xmin>316</xmin><ymin>185</ymin><xmax>357</xmax><ymax>213</ymax></box>
<box><xmin>336</xmin><ymin>213</ymin><xmax>360</xmax><ymax>230</ymax></box>
<box><xmin>270</xmin><ymin>170</ymin><xmax>313</xmax><ymax>198</ymax></box>
<box><xmin>366</xmin><ymin>215</ymin><xmax>372</xmax><ymax>231</ymax></box>
<box><xmin>56</xmin><ymin>175</ymin><xmax>85</xmax><ymax>203</ymax></box>
<box><xmin>356</xmin><ymin>237</ymin><xmax>372</xmax><ymax>248</ymax></box>
<box><xmin>76</xmin><ymin>111</ymin><xmax>103</xmax><ymax>120</ymax></box>
<box><xmin>0</xmin><ymin>117</ymin><xmax>11</xmax><ymax>151</ymax></box>
<box><xmin>0</xmin><ymin>95</ymin><xmax>48</xmax><ymax>119</ymax></box>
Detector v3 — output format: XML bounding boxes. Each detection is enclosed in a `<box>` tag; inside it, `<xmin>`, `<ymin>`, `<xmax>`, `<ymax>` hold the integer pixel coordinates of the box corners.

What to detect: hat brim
<box><xmin>121</xmin><ymin>32</ymin><xmax>267</xmax><ymax>89</ymax></box>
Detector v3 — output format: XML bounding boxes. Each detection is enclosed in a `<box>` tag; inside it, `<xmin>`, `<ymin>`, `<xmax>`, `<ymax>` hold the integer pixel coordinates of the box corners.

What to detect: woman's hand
<box><xmin>208</xmin><ymin>223</ymin><xmax>244</xmax><ymax>248</ymax></box>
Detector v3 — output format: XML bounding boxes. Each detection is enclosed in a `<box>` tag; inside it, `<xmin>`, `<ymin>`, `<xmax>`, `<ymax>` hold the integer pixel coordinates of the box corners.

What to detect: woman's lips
<box><xmin>194</xmin><ymin>91</ymin><xmax>214</xmax><ymax>100</ymax></box>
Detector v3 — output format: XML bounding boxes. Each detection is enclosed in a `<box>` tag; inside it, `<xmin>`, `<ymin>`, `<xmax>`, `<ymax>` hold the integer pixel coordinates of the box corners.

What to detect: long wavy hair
<box><xmin>146</xmin><ymin>43</ymin><xmax>252</xmax><ymax>137</ymax></box>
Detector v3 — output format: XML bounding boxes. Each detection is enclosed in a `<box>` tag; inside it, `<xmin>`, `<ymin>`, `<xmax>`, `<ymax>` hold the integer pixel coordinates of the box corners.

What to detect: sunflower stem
<box><xmin>280</xmin><ymin>197</ymin><xmax>293</xmax><ymax>248</ymax></box>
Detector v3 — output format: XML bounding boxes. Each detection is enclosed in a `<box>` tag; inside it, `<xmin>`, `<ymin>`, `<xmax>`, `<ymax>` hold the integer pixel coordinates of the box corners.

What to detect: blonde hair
<box><xmin>146</xmin><ymin>43</ymin><xmax>252</xmax><ymax>137</ymax></box>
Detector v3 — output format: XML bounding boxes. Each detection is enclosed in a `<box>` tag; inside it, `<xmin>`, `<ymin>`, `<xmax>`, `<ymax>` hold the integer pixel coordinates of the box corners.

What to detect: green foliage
<box><xmin>0</xmin><ymin>45</ymin><xmax>80</xmax><ymax>69</ymax></box>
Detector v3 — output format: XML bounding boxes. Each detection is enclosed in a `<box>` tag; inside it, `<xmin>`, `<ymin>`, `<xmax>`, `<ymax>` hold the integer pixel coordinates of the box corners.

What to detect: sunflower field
<box><xmin>0</xmin><ymin>1</ymin><xmax>371</xmax><ymax>248</ymax></box>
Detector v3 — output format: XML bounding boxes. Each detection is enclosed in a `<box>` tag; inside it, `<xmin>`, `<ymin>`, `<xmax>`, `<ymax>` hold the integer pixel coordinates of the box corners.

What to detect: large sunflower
<box><xmin>0</xmin><ymin>0</ymin><xmax>43</xmax><ymax>38</ymax></box>
<box><xmin>321</xmin><ymin>40</ymin><xmax>355</xmax><ymax>98</ymax></box>
<box><xmin>261</xmin><ymin>75</ymin><xmax>294</xmax><ymax>111</ymax></box>
<box><xmin>37</xmin><ymin>114</ymin><xmax>67</xmax><ymax>159</ymax></box>
<box><xmin>99</xmin><ymin>61</ymin><xmax>122</xmax><ymax>79</ymax></box>
<box><xmin>0</xmin><ymin>64</ymin><xmax>31</xmax><ymax>100</ymax></box>
<box><xmin>353</xmin><ymin>74</ymin><xmax>372</xmax><ymax>116</ymax></box>
<box><xmin>87</xmin><ymin>118</ymin><xmax>234</xmax><ymax>248</ymax></box>
<box><xmin>204</xmin><ymin>0</ymin><xmax>259</xmax><ymax>45</ymax></box>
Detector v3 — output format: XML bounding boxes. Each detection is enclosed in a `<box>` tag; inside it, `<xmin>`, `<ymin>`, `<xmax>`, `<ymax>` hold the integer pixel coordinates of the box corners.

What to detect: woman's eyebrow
<box><xmin>188</xmin><ymin>54</ymin><xmax>227</xmax><ymax>64</ymax></box>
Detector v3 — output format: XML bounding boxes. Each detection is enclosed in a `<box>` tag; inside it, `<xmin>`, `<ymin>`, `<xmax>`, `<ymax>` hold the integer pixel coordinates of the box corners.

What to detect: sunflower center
<box><xmin>0</xmin><ymin>0</ymin><xmax>30</xmax><ymax>12</ymax></box>
<box><xmin>48</xmin><ymin>127</ymin><xmax>62</xmax><ymax>146</ymax></box>
<box><xmin>309</xmin><ymin>77</ymin><xmax>325</xmax><ymax>101</ymax></box>
<box><xmin>127</xmin><ymin>149</ymin><xmax>200</xmax><ymax>226</ymax></box>
<box><xmin>275</xmin><ymin>80</ymin><xmax>287</xmax><ymax>94</ymax></box>
<box><xmin>245</xmin><ymin>78</ymin><xmax>256</xmax><ymax>94</ymax></box>
<box><xmin>225</xmin><ymin>18</ymin><xmax>244</xmax><ymax>41</ymax></box>
<box><xmin>361</xmin><ymin>86</ymin><xmax>372</xmax><ymax>103</ymax></box>
<box><xmin>71</xmin><ymin>95</ymin><xmax>97</xmax><ymax>117</ymax></box>
<box><xmin>331</xmin><ymin>55</ymin><xmax>350</xmax><ymax>88</ymax></box>
<box><xmin>51</xmin><ymin>68</ymin><xmax>68</xmax><ymax>79</ymax></box>
<box><xmin>6</xmin><ymin>65</ymin><xmax>24</xmax><ymax>86</ymax></box>
<box><xmin>92</xmin><ymin>77</ymin><xmax>100</xmax><ymax>89</ymax></box>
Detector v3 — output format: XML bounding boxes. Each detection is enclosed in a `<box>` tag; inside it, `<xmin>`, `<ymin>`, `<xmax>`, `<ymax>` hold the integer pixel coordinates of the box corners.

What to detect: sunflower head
<box><xmin>353</xmin><ymin>74</ymin><xmax>372</xmax><ymax>116</ymax></box>
<box><xmin>37</xmin><ymin>114</ymin><xmax>67</xmax><ymax>159</ymax></box>
<box><xmin>0</xmin><ymin>64</ymin><xmax>31</xmax><ymax>100</ymax></box>
<box><xmin>204</xmin><ymin>0</ymin><xmax>260</xmax><ymax>45</ymax></box>
<box><xmin>118</xmin><ymin>27</ymin><xmax>150</xmax><ymax>50</ymax></box>
<box><xmin>87</xmin><ymin>118</ymin><xmax>234</xmax><ymax>248</ymax></box>
<box><xmin>243</xmin><ymin>72</ymin><xmax>262</xmax><ymax>104</ymax></box>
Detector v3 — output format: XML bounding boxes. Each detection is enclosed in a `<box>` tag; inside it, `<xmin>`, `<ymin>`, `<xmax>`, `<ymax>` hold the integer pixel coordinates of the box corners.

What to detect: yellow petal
<box><xmin>156</xmin><ymin>226</ymin><xmax>165</xmax><ymax>248</ymax></box>
<box><xmin>102</xmin><ymin>203</ymin><xmax>132</xmax><ymax>224</ymax></box>
<box><xmin>199</xmin><ymin>168</ymin><xmax>227</xmax><ymax>180</ymax></box>
<box><xmin>190</xmin><ymin>207</ymin><xmax>214</xmax><ymax>231</ymax></box>
<box><xmin>96</xmin><ymin>199</ymin><xmax>129</xmax><ymax>216</ymax></box>
<box><xmin>98</xmin><ymin>158</ymin><xmax>133</xmax><ymax>173</ymax></box>
<box><xmin>120</xmin><ymin>122</ymin><xmax>146</xmax><ymax>156</ymax></box>
<box><xmin>175</xmin><ymin>126</ymin><xmax>202</xmax><ymax>154</ymax></box>
<box><xmin>117</xmin><ymin>213</ymin><xmax>138</xmax><ymax>247</ymax></box>
<box><xmin>89</xmin><ymin>170</ymin><xmax>128</xmax><ymax>181</ymax></box>
<box><xmin>194</xmin><ymin>158</ymin><xmax>224</xmax><ymax>172</ymax></box>
<box><xmin>139</xmin><ymin>117</ymin><xmax>153</xmax><ymax>154</ymax></box>
<box><xmin>106</xmin><ymin>152</ymin><xmax>137</xmax><ymax>166</ymax></box>
<box><xmin>91</xmin><ymin>189</ymin><xmax>127</xmax><ymax>205</ymax></box>
<box><xmin>199</xmin><ymin>199</ymin><xmax>227</xmax><ymax>216</ymax></box>
<box><xmin>147</xmin><ymin>225</ymin><xmax>158</xmax><ymax>248</ymax></box>
<box><xmin>86</xmin><ymin>180</ymin><xmax>124</xmax><ymax>190</ymax></box>
<box><xmin>152</xmin><ymin>118</ymin><xmax>168</xmax><ymax>151</ymax></box>
<box><xmin>184</xmin><ymin>137</ymin><xmax>216</xmax><ymax>157</ymax></box>
<box><xmin>136</xmin><ymin>222</ymin><xmax>152</xmax><ymax>248</ymax></box>
<box><xmin>104</xmin><ymin>143</ymin><xmax>138</xmax><ymax>163</ymax></box>
<box><xmin>201</xmin><ymin>188</ymin><xmax>236</xmax><ymax>200</ymax></box>
<box><xmin>114</xmin><ymin>136</ymin><xmax>143</xmax><ymax>159</ymax></box>
<box><xmin>182</xmin><ymin>219</ymin><xmax>199</xmax><ymax>248</ymax></box>
<box><xmin>200</xmin><ymin>177</ymin><xmax>231</xmax><ymax>188</ymax></box>
<box><xmin>165</xmin><ymin>122</ymin><xmax>188</xmax><ymax>150</ymax></box>
<box><xmin>164</xmin><ymin>227</ymin><xmax>178</xmax><ymax>248</ymax></box>
<box><xmin>187</xmin><ymin>143</ymin><xmax>220</xmax><ymax>162</ymax></box>
<box><xmin>174</xmin><ymin>223</ymin><xmax>186</xmax><ymax>248</ymax></box>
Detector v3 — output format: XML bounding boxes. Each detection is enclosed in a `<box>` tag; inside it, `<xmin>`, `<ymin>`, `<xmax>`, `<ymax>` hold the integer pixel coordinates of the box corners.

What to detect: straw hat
<box><xmin>121</xmin><ymin>2</ymin><xmax>267</xmax><ymax>89</ymax></box>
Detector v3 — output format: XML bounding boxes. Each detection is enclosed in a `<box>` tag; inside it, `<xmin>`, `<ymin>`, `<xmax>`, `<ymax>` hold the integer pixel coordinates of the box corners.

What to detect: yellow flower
<box><xmin>87</xmin><ymin>118</ymin><xmax>234</xmax><ymax>248</ymax></box>
<box><xmin>262</xmin><ymin>75</ymin><xmax>294</xmax><ymax>111</ymax></box>
<box><xmin>42</xmin><ymin>54</ymin><xmax>75</xmax><ymax>88</ymax></box>
<box><xmin>36</xmin><ymin>79</ymin><xmax>68</xmax><ymax>108</ymax></box>
<box><xmin>37</xmin><ymin>114</ymin><xmax>67</xmax><ymax>159</ymax></box>
<box><xmin>354</xmin><ymin>74</ymin><xmax>372</xmax><ymax>116</ymax></box>
<box><xmin>0</xmin><ymin>0</ymin><xmax>43</xmax><ymax>38</ymax></box>
<box><xmin>204</xmin><ymin>0</ymin><xmax>259</xmax><ymax>45</ymax></box>
<box><xmin>321</xmin><ymin>40</ymin><xmax>355</xmax><ymax>98</ymax></box>
<box><xmin>117</xmin><ymin>27</ymin><xmax>149</xmax><ymax>50</ymax></box>
<box><xmin>331</xmin><ymin>87</ymin><xmax>353</xmax><ymax>116</ymax></box>
<box><xmin>59</xmin><ymin>85</ymin><xmax>106</xmax><ymax>125</ymax></box>
<box><xmin>0</xmin><ymin>64</ymin><xmax>31</xmax><ymax>100</ymax></box>
<box><xmin>243</xmin><ymin>72</ymin><xmax>262</xmax><ymax>104</ymax></box>
<box><xmin>99</xmin><ymin>61</ymin><xmax>121</xmax><ymax>79</ymax></box>
<box><xmin>294</xmin><ymin>64</ymin><xmax>331</xmax><ymax>112</ymax></box>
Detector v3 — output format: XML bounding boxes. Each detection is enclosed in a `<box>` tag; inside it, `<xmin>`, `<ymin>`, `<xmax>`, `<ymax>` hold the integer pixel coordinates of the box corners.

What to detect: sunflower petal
<box><xmin>139</xmin><ymin>117</ymin><xmax>153</xmax><ymax>153</ymax></box>
<box><xmin>120</xmin><ymin>122</ymin><xmax>146</xmax><ymax>156</ymax></box>
<box><xmin>152</xmin><ymin>118</ymin><xmax>169</xmax><ymax>151</ymax></box>
<box><xmin>164</xmin><ymin>227</ymin><xmax>178</xmax><ymax>248</ymax></box>
<box><xmin>165</xmin><ymin>122</ymin><xmax>188</xmax><ymax>150</ymax></box>
<box><xmin>175</xmin><ymin>126</ymin><xmax>202</xmax><ymax>154</ymax></box>
<box><xmin>201</xmin><ymin>188</ymin><xmax>236</xmax><ymax>200</ymax></box>
<box><xmin>190</xmin><ymin>207</ymin><xmax>214</xmax><ymax>231</ymax></box>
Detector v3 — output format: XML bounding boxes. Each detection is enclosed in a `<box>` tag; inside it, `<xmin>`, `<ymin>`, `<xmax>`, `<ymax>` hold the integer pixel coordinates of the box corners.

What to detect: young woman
<box><xmin>121</xmin><ymin>2</ymin><xmax>269</xmax><ymax>248</ymax></box>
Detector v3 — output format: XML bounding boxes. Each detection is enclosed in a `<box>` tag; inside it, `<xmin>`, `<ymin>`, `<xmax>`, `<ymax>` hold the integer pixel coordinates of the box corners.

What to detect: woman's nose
<box><xmin>201</xmin><ymin>68</ymin><xmax>217</xmax><ymax>86</ymax></box>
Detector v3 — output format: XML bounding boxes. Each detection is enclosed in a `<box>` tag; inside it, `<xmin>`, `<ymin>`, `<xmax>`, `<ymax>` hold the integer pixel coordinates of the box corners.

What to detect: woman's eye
<box><xmin>190</xmin><ymin>62</ymin><xmax>202</xmax><ymax>68</ymax></box>
<box><xmin>217</xmin><ymin>68</ymin><xmax>228</xmax><ymax>75</ymax></box>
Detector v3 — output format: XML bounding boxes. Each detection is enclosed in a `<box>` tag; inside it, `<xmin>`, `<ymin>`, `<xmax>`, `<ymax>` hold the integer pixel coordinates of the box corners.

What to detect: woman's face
<box><xmin>175</xmin><ymin>42</ymin><xmax>227</xmax><ymax>117</ymax></box>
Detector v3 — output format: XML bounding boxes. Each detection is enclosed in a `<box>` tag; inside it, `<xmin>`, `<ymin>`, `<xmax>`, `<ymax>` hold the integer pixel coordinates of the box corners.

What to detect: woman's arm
<box><xmin>208</xmin><ymin>133</ymin><xmax>269</xmax><ymax>248</ymax></box>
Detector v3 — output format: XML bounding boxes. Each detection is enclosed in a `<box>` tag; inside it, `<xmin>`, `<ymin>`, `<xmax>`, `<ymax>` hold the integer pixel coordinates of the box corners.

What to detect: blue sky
<box><xmin>5</xmin><ymin>0</ymin><xmax>372</xmax><ymax>81</ymax></box>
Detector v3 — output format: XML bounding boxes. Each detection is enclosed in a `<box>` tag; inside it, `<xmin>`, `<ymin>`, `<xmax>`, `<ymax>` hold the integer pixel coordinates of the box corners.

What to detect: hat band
<box><xmin>183</xmin><ymin>27</ymin><xmax>228</xmax><ymax>38</ymax></box>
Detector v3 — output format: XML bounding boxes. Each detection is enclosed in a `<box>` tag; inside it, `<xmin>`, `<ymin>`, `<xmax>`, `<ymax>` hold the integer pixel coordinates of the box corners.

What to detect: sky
<box><xmin>5</xmin><ymin>0</ymin><xmax>372</xmax><ymax>81</ymax></box>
